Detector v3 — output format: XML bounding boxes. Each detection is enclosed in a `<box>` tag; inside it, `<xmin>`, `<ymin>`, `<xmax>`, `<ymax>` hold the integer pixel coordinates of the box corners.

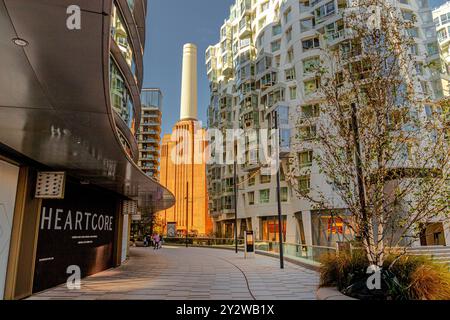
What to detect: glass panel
<box><xmin>261</xmin><ymin>216</ymin><xmax>287</xmax><ymax>241</ymax></box>
<box><xmin>141</xmin><ymin>90</ymin><xmax>162</xmax><ymax>110</ymax></box>
<box><xmin>110</xmin><ymin>58</ymin><xmax>136</xmax><ymax>133</ymax></box>
<box><xmin>111</xmin><ymin>3</ymin><xmax>136</xmax><ymax>76</ymax></box>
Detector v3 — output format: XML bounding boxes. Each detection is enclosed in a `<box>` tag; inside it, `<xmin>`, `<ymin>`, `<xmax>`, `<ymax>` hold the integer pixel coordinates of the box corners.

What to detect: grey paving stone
<box><xmin>28</xmin><ymin>247</ymin><xmax>319</xmax><ymax>300</ymax></box>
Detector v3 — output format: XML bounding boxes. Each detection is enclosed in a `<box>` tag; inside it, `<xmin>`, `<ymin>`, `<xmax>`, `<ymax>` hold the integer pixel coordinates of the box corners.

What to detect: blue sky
<box><xmin>143</xmin><ymin>0</ymin><xmax>235</xmax><ymax>136</ymax></box>
<box><xmin>143</xmin><ymin>0</ymin><xmax>447</xmax><ymax>137</ymax></box>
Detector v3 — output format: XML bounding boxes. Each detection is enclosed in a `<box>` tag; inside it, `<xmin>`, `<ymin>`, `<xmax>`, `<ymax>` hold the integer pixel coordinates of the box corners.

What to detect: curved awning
<box><xmin>0</xmin><ymin>0</ymin><xmax>175</xmax><ymax>212</ymax></box>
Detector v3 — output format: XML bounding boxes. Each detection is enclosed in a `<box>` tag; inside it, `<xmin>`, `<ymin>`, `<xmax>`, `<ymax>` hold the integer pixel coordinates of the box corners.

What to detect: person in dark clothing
<box><xmin>159</xmin><ymin>235</ymin><xmax>163</xmax><ymax>249</ymax></box>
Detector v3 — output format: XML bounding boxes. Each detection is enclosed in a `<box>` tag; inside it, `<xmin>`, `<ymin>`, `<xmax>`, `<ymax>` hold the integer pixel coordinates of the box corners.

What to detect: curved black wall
<box><xmin>33</xmin><ymin>181</ymin><xmax>120</xmax><ymax>293</ymax></box>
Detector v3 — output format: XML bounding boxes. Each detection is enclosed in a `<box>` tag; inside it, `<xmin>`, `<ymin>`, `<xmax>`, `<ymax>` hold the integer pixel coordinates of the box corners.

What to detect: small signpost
<box><xmin>244</xmin><ymin>230</ymin><xmax>255</xmax><ymax>259</ymax></box>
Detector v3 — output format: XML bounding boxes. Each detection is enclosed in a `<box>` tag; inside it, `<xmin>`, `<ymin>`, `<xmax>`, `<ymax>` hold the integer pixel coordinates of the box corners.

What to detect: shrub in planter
<box><xmin>319</xmin><ymin>251</ymin><xmax>450</xmax><ymax>300</ymax></box>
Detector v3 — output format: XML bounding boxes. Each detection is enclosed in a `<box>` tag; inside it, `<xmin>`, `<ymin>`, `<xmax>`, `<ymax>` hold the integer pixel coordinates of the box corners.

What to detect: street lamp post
<box><xmin>186</xmin><ymin>181</ymin><xmax>189</xmax><ymax>248</ymax></box>
<box><xmin>273</xmin><ymin>110</ymin><xmax>284</xmax><ymax>269</ymax></box>
<box><xmin>234</xmin><ymin>159</ymin><xmax>238</xmax><ymax>253</ymax></box>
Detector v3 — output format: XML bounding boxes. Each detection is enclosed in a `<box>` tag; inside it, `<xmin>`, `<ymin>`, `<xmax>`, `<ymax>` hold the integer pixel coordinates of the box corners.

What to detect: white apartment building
<box><xmin>433</xmin><ymin>1</ymin><xmax>450</xmax><ymax>96</ymax></box>
<box><xmin>205</xmin><ymin>0</ymin><xmax>448</xmax><ymax>248</ymax></box>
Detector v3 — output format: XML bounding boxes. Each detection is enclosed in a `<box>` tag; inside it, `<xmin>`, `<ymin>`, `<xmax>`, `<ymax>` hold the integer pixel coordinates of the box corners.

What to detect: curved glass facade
<box><xmin>110</xmin><ymin>58</ymin><xmax>136</xmax><ymax>135</ymax></box>
<box><xmin>111</xmin><ymin>3</ymin><xmax>136</xmax><ymax>77</ymax></box>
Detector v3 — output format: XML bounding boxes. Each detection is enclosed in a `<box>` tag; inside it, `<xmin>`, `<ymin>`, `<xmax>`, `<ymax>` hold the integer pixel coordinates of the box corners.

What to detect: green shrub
<box><xmin>319</xmin><ymin>250</ymin><xmax>450</xmax><ymax>300</ymax></box>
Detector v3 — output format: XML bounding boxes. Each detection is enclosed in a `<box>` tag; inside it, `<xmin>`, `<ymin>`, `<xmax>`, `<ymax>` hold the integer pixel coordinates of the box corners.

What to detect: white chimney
<box><xmin>180</xmin><ymin>43</ymin><xmax>198</xmax><ymax>121</ymax></box>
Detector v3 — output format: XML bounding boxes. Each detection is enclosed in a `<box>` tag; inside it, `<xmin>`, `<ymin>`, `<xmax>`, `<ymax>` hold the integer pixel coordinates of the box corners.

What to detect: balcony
<box><xmin>326</xmin><ymin>28</ymin><xmax>352</xmax><ymax>47</ymax></box>
<box><xmin>239</xmin><ymin>19</ymin><xmax>252</xmax><ymax>39</ymax></box>
<box><xmin>140</xmin><ymin>138</ymin><xmax>159</xmax><ymax>144</ymax></box>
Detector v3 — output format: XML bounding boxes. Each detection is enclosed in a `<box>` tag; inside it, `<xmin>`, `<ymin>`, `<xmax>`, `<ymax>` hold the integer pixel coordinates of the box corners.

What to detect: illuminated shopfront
<box><xmin>261</xmin><ymin>216</ymin><xmax>287</xmax><ymax>242</ymax></box>
<box><xmin>311</xmin><ymin>211</ymin><xmax>354</xmax><ymax>247</ymax></box>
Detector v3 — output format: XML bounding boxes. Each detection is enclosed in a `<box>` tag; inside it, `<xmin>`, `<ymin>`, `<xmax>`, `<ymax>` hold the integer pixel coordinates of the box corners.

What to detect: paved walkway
<box><xmin>29</xmin><ymin>246</ymin><xmax>319</xmax><ymax>300</ymax></box>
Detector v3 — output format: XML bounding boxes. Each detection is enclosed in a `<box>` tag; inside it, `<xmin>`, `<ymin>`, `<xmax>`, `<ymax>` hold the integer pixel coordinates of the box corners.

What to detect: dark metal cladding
<box><xmin>0</xmin><ymin>0</ymin><xmax>175</xmax><ymax>213</ymax></box>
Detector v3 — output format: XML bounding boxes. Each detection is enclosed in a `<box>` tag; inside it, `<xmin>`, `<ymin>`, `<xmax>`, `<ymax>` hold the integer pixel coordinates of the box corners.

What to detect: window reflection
<box><xmin>111</xmin><ymin>3</ymin><xmax>136</xmax><ymax>76</ymax></box>
<box><xmin>110</xmin><ymin>58</ymin><xmax>136</xmax><ymax>134</ymax></box>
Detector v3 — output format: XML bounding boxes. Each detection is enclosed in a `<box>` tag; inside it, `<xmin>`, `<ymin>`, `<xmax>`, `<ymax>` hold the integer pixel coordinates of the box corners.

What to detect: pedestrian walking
<box><xmin>153</xmin><ymin>233</ymin><xmax>160</xmax><ymax>250</ymax></box>
<box><xmin>143</xmin><ymin>234</ymin><xmax>148</xmax><ymax>247</ymax></box>
<box><xmin>159</xmin><ymin>234</ymin><xmax>164</xmax><ymax>249</ymax></box>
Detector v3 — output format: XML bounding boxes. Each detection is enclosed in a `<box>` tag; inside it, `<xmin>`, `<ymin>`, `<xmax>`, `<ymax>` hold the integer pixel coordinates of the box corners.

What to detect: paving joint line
<box><xmin>207</xmin><ymin>254</ymin><xmax>257</xmax><ymax>301</ymax></box>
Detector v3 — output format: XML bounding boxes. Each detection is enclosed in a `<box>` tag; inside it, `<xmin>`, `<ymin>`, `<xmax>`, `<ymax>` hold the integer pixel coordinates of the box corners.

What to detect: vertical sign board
<box><xmin>167</xmin><ymin>222</ymin><xmax>176</xmax><ymax>237</ymax></box>
<box><xmin>33</xmin><ymin>182</ymin><xmax>118</xmax><ymax>293</ymax></box>
<box><xmin>245</xmin><ymin>231</ymin><xmax>255</xmax><ymax>258</ymax></box>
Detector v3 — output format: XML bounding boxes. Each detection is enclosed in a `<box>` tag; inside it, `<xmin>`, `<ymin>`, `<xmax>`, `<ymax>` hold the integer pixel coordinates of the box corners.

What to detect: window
<box><xmin>300</xmin><ymin>18</ymin><xmax>315</xmax><ymax>33</ymax></box>
<box><xmin>259</xmin><ymin>189</ymin><xmax>270</xmax><ymax>203</ymax></box>
<box><xmin>248</xmin><ymin>174</ymin><xmax>255</xmax><ymax>186</ymax></box>
<box><xmin>284</xmin><ymin>7</ymin><xmax>292</xmax><ymax>24</ymax></box>
<box><xmin>261</xmin><ymin>1</ymin><xmax>269</xmax><ymax>12</ymax></box>
<box><xmin>299</xmin><ymin>150</ymin><xmax>313</xmax><ymax>167</ymax></box>
<box><xmin>407</xmin><ymin>27</ymin><xmax>419</xmax><ymax>38</ymax></box>
<box><xmin>302</xmin><ymin>37</ymin><xmax>320</xmax><ymax>51</ymax></box>
<box><xmin>301</xmin><ymin>104</ymin><xmax>320</xmax><ymax>118</ymax></box>
<box><xmin>409</xmin><ymin>44</ymin><xmax>419</xmax><ymax>55</ymax></box>
<box><xmin>402</xmin><ymin>11</ymin><xmax>414</xmax><ymax>21</ymax></box>
<box><xmin>289</xmin><ymin>86</ymin><xmax>297</xmax><ymax>100</ymax></box>
<box><xmin>299</xmin><ymin>125</ymin><xmax>317</xmax><ymax>140</ymax></box>
<box><xmin>304</xmin><ymin>78</ymin><xmax>320</xmax><ymax>95</ymax></box>
<box><xmin>111</xmin><ymin>4</ymin><xmax>135</xmax><ymax>74</ymax></box>
<box><xmin>248</xmin><ymin>192</ymin><xmax>255</xmax><ymax>205</ymax></box>
<box><xmin>434</xmin><ymin>17</ymin><xmax>440</xmax><ymax>27</ymax></box>
<box><xmin>438</xmin><ymin>28</ymin><xmax>448</xmax><ymax>42</ymax></box>
<box><xmin>280</xmin><ymin>129</ymin><xmax>291</xmax><ymax>148</ymax></box>
<box><xmin>260</xmin><ymin>175</ymin><xmax>271</xmax><ymax>184</ymax></box>
<box><xmin>315</xmin><ymin>1</ymin><xmax>335</xmax><ymax>21</ymax></box>
<box><xmin>427</xmin><ymin>43</ymin><xmax>439</xmax><ymax>55</ymax></box>
<box><xmin>258</xmin><ymin>31</ymin><xmax>265</xmax><ymax>47</ymax></box>
<box><xmin>340</xmin><ymin>40</ymin><xmax>362</xmax><ymax>59</ymax></box>
<box><xmin>423</xmin><ymin>27</ymin><xmax>435</xmax><ymax>39</ymax></box>
<box><xmin>222</xmin><ymin>195</ymin><xmax>234</xmax><ymax>210</ymax></box>
<box><xmin>271</xmin><ymin>39</ymin><xmax>281</xmax><ymax>52</ymax></box>
<box><xmin>298</xmin><ymin>175</ymin><xmax>311</xmax><ymax>192</ymax></box>
<box><xmin>281</xmin><ymin>187</ymin><xmax>289</xmax><ymax>202</ymax></box>
<box><xmin>441</xmin><ymin>13</ymin><xmax>450</xmax><ymax>25</ymax></box>
<box><xmin>110</xmin><ymin>59</ymin><xmax>136</xmax><ymax>132</ymax></box>
<box><xmin>285</xmin><ymin>27</ymin><xmax>293</xmax><ymax>43</ymax></box>
<box><xmin>303</xmin><ymin>57</ymin><xmax>320</xmax><ymax>73</ymax></box>
<box><xmin>274</xmin><ymin>55</ymin><xmax>281</xmax><ymax>67</ymax></box>
<box><xmin>287</xmin><ymin>47</ymin><xmax>294</xmax><ymax>63</ymax></box>
<box><xmin>272</xmin><ymin>24</ymin><xmax>282</xmax><ymax>36</ymax></box>
<box><xmin>261</xmin><ymin>216</ymin><xmax>286</xmax><ymax>241</ymax></box>
<box><xmin>285</xmin><ymin>67</ymin><xmax>296</xmax><ymax>81</ymax></box>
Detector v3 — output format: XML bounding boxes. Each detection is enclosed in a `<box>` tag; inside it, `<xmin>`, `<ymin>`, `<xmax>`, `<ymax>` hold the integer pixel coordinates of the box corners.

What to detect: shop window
<box><xmin>261</xmin><ymin>216</ymin><xmax>287</xmax><ymax>241</ymax></box>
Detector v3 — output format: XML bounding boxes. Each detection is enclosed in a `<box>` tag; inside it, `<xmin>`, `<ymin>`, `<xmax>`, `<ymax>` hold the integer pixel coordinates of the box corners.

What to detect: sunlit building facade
<box><xmin>138</xmin><ymin>88</ymin><xmax>162</xmax><ymax>180</ymax></box>
<box><xmin>433</xmin><ymin>1</ymin><xmax>450</xmax><ymax>97</ymax></box>
<box><xmin>205</xmin><ymin>0</ymin><xmax>446</xmax><ymax>246</ymax></box>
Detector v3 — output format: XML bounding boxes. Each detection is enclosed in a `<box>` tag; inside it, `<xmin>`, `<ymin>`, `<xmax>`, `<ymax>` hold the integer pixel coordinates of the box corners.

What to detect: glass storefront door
<box><xmin>261</xmin><ymin>216</ymin><xmax>287</xmax><ymax>242</ymax></box>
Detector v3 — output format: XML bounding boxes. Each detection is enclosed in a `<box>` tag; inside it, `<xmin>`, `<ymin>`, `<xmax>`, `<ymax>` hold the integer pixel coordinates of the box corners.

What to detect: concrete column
<box><xmin>251</xmin><ymin>216</ymin><xmax>259</xmax><ymax>240</ymax></box>
<box><xmin>180</xmin><ymin>43</ymin><xmax>198</xmax><ymax>121</ymax></box>
<box><xmin>285</xmin><ymin>214</ymin><xmax>297</xmax><ymax>243</ymax></box>
<box><xmin>237</xmin><ymin>219</ymin><xmax>242</xmax><ymax>238</ymax></box>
